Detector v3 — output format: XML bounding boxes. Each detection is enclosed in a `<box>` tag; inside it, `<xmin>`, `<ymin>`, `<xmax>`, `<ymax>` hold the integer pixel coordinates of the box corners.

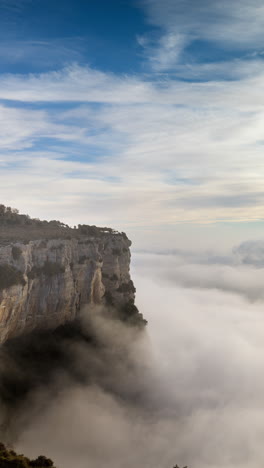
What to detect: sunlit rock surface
<box><xmin>0</xmin><ymin>233</ymin><xmax>135</xmax><ymax>343</ymax></box>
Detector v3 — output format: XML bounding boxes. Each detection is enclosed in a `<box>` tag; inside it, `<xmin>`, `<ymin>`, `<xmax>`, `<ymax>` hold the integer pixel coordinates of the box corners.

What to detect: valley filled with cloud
<box><xmin>1</xmin><ymin>1</ymin><xmax>264</xmax><ymax>467</ymax></box>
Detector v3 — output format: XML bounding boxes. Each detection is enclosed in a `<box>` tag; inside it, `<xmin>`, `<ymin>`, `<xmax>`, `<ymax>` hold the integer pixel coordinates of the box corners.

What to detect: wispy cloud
<box><xmin>0</xmin><ymin>62</ymin><xmax>264</xmax><ymax>238</ymax></box>
<box><xmin>0</xmin><ymin>40</ymin><xmax>84</xmax><ymax>70</ymax></box>
<box><xmin>141</xmin><ymin>0</ymin><xmax>264</xmax><ymax>50</ymax></box>
<box><xmin>138</xmin><ymin>32</ymin><xmax>187</xmax><ymax>71</ymax></box>
<box><xmin>1</xmin><ymin>0</ymin><xmax>264</xmax><ymax>246</ymax></box>
<box><xmin>136</xmin><ymin>0</ymin><xmax>264</xmax><ymax>81</ymax></box>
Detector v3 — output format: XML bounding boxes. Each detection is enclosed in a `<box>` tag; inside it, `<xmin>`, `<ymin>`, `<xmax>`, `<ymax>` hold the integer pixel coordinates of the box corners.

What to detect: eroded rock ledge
<box><xmin>0</xmin><ymin>208</ymin><xmax>145</xmax><ymax>343</ymax></box>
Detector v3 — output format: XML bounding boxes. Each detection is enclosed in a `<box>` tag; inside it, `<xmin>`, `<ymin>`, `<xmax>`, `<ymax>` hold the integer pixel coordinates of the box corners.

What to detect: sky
<box><xmin>1</xmin><ymin>0</ymin><xmax>264</xmax><ymax>249</ymax></box>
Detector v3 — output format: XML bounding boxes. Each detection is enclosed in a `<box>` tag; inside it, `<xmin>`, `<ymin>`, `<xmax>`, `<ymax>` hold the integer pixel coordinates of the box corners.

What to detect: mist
<box><xmin>2</xmin><ymin>242</ymin><xmax>264</xmax><ymax>467</ymax></box>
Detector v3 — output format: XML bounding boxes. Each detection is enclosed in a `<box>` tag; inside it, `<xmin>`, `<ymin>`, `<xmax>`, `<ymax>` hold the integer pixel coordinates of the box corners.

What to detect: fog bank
<box><xmin>2</xmin><ymin>244</ymin><xmax>264</xmax><ymax>468</ymax></box>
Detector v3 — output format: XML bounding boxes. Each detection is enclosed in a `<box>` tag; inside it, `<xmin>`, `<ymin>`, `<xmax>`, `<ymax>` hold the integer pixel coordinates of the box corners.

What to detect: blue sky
<box><xmin>0</xmin><ymin>0</ymin><xmax>149</xmax><ymax>74</ymax></box>
<box><xmin>1</xmin><ymin>0</ymin><xmax>264</xmax><ymax>250</ymax></box>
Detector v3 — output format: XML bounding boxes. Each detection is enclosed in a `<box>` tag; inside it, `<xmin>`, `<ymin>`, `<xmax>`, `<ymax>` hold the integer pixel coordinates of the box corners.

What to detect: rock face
<box><xmin>0</xmin><ymin>232</ymin><xmax>136</xmax><ymax>344</ymax></box>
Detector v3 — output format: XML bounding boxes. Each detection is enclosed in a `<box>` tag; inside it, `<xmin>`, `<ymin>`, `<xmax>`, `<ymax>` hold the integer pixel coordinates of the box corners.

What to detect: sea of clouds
<box><xmin>1</xmin><ymin>240</ymin><xmax>264</xmax><ymax>468</ymax></box>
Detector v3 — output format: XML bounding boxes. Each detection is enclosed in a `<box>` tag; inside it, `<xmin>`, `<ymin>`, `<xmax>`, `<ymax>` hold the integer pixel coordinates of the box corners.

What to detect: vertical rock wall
<box><xmin>0</xmin><ymin>233</ymin><xmax>136</xmax><ymax>343</ymax></box>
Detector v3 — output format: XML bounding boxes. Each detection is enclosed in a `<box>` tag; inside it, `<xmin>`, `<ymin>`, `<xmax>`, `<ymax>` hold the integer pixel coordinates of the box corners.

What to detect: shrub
<box><xmin>29</xmin><ymin>456</ymin><xmax>54</xmax><ymax>467</ymax></box>
<box><xmin>12</xmin><ymin>246</ymin><xmax>22</xmax><ymax>260</ymax></box>
<box><xmin>42</xmin><ymin>262</ymin><xmax>65</xmax><ymax>276</ymax></box>
<box><xmin>0</xmin><ymin>264</ymin><xmax>25</xmax><ymax>291</ymax></box>
<box><xmin>50</xmin><ymin>244</ymin><xmax>63</xmax><ymax>251</ymax></box>
<box><xmin>78</xmin><ymin>255</ymin><xmax>89</xmax><ymax>264</ymax></box>
<box><xmin>78</xmin><ymin>225</ymin><xmax>100</xmax><ymax>236</ymax></box>
<box><xmin>112</xmin><ymin>248</ymin><xmax>121</xmax><ymax>256</ymax></box>
<box><xmin>36</xmin><ymin>240</ymin><xmax>47</xmax><ymax>249</ymax></box>
<box><xmin>28</xmin><ymin>262</ymin><xmax>65</xmax><ymax>280</ymax></box>
<box><xmin>27</xmin><ymin>266</ymin><xmax>38</xmax><ymax>280</ymax></box>
<box><xmin>104</xmin><ymin>291</ymin><xmax>114</xmax><ymax>306</ymax></box>
<box><xmin>119</xmin><ymin>301</ymin><xmax>148</xmax><ymax>327</ymax></box>
<box><xmin>0</xmin><ymin>442</ymin><xmax>56</xmax><ymax>468</ymax></box>
<box><xmin>116</xmin><ymin>280</ymin><xmax>136</xmax><ymax>294</ymax></box>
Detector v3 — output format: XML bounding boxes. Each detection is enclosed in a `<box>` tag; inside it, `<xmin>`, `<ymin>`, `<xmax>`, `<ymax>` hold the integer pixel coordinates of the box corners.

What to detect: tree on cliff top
<box><xmin>0</xmin><ymin>204</ymin><xmax>121</xmax><ymax>239</ymax></box>
<box><xmin>0</xmin><ymin>442</ymin><xmax>56</xmax><ymax>467</ymax></box>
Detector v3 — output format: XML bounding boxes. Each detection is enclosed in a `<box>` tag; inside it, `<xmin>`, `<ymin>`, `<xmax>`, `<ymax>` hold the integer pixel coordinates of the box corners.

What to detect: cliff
<box><xmin>0</xmin><ymin>208</ymin><xmax>144</xmax><ymax>344</ymax></box>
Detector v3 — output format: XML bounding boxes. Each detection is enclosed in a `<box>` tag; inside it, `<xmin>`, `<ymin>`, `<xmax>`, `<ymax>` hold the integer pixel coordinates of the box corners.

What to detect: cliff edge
<box><xmin>0</xmin><ymin>206</ymin><xmax>145</xmax><ymax>343</ymax></box>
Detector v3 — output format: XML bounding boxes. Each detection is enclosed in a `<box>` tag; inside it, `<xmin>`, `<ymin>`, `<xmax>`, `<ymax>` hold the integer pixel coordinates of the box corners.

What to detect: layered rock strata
<box><xmin>0</xmin><ymin>233</ymin><xmax>137</xmax><ymax>343</ymax></box>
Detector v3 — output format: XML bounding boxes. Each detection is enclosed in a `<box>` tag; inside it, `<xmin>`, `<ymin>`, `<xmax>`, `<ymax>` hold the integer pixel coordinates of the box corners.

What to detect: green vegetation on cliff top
<box><xmin>0</xmin><ymin>204</ymin><xmax>128</xmax><ymax>244</ymax></box>
<box><xmin>0</xmin><ymin>442</ymin><xmax>56</xmax><ymax>468</ymax></box>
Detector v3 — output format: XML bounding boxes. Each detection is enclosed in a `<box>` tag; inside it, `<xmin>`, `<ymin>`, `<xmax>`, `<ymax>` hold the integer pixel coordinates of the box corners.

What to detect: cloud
<box><xmin>3</xmin><ymin>251</ymin><xmax>264</xmax><ymax>468</ymax></box>
<box><xmin>138</xmin><ymin>32</ymin><xmax>187</xmax><ymax>71</ymax></box>
<box><xmin>0</xmin><ymin>65</ymin><xmax>153</xmax><ymax>103</ymax></box>
<box><xmin>233</xmin><ymin>240</ymin><xmax>264</xmax><ymax>266</ymax></box>
<box><xmin>1</xmin><ymin>63</ymin><xmax>264</xmax><ymax>238</ymax></box>
<box><xmin>159</xmin><ymin>58</ymin><xmax>264</xmax><ymax>81</ymax></box>
<box><xmin>134</xmin><ymin>271</ymin><xmax>264</xmax><ymax>468</ymax></box>
<box><xmin>137</xmin><ymin>0</ymin><xmax>264</xmax><ymax>80</ymax></box>
<box><xmin>0</xmin><ymin>40</ymin><xmax>84</xmax><ymax>70</ymax></box>
<box><xmin>0</xmin><ymin>3</ymin><xmax>264</xmax><ymax>245</ymax></box>
<box><xmin>132</xmin><ymin>240</ymin><xmax>264</xmax><ymax>301</ymax></box>
<box><xmin>141</xmin><ymin>0</ymin><xmax>264</xmax><ymax>50</ymax></box>
<box><xmin>0</xmin><ymin>105</ymin><xmax>88</xmax><ymax>150</ymax></box>
<box><xmin>2</xmin><ymin>63</ymin><xmax>264</xmax><ymax>107</ymax></box>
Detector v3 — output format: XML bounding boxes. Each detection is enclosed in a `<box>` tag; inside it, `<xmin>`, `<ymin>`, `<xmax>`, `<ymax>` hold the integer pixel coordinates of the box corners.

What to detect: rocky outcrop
<box><xmin>0</xmin><ymin>232</ymin><xmax>138</xmax><ymax>344</ymax></box>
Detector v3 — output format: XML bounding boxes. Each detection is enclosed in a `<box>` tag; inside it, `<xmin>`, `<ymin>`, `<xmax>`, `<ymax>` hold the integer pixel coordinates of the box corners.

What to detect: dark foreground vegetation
<box><xmin>0</xmin><ymin>204</ymin><xmax>128</xmax><ymax>244</ymax></box>
<box><xmin>0</xmin><ymin>442</ymin><xmax>55</xmax><ymax>468</ymax></box>
<box><xmin>0</xmin><ymin>442</ymin><xmax>187</xmax><ymax>468</ymax></box>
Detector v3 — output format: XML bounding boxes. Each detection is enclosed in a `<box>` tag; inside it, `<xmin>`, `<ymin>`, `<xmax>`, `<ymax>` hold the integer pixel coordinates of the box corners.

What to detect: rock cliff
<box><xmin>0</xmin><ymin>210</ymin><xmax>143</xmax><ymax>343</ymax></box>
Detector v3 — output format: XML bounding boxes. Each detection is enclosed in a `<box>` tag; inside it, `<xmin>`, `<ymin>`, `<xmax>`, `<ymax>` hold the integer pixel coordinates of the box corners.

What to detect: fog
<box><xmin>2</xmin><ymin>242</ymin><xmax>264</xmax><ymax>468</ymax></box>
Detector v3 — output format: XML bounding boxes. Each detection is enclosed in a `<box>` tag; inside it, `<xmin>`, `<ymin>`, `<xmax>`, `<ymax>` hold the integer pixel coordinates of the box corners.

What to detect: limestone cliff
<box><xmin>0</xmin><ymin>229</ymin><xmax>141</xmax><ymax>344</ymax></box>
